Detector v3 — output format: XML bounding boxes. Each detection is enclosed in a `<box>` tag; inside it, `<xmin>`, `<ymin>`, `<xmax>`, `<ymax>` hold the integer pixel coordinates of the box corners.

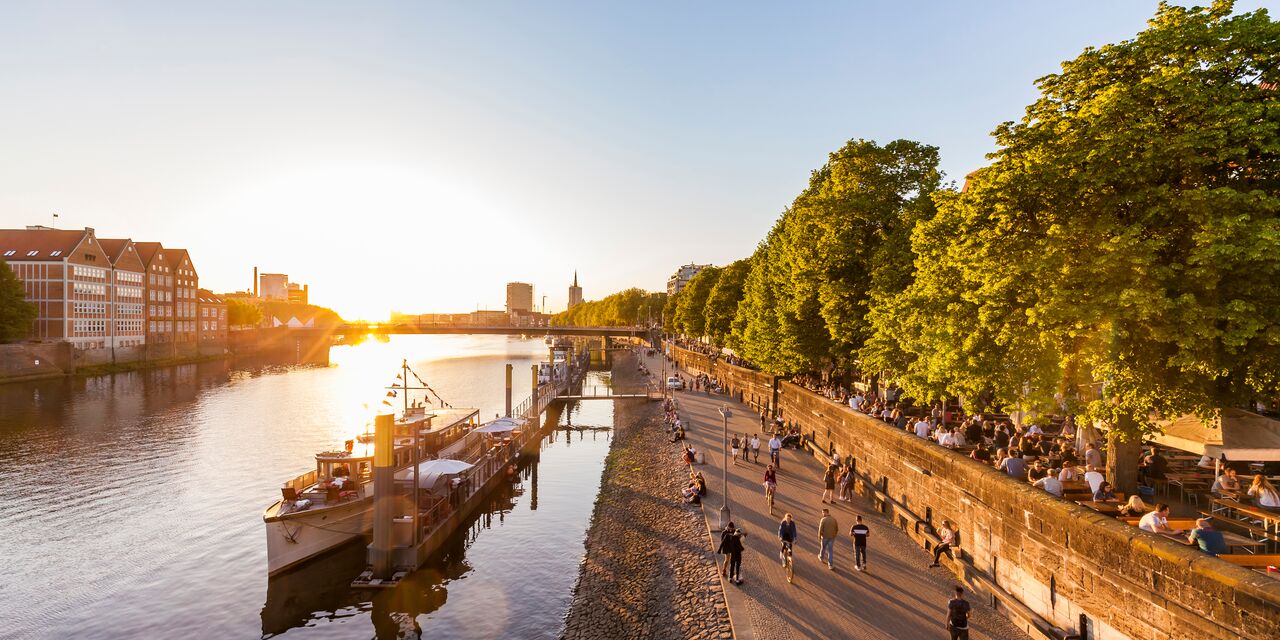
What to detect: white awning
<box><xmin>1150</xmin><ymin>409</ymin><xmax>1280</xmax><ymax>462</ymax></box>
<box><xmin>473</xmin><ymin>417</ymin><xmax>526</xmax><ymax>434</ymax></box>
<box><xmin>394</xmin><ymin>458</ymin><xmax>475</xmax><ymax>488</ymax></box>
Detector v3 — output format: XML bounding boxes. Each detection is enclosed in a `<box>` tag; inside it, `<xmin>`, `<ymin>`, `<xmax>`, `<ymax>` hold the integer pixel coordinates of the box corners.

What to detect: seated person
<box><xmin>1248</xmin><ymin>474</ymin><xmax>1280</xmax><ymax>510</ymax></box>
<box><xmin>1057</xmin><ymin>460</ymin><xmax>1080</xmax><ymax>482</ymax></box>
<box><xmin>997</xmin><ymin>451</ymin><xmax>1026</xmax><ymax>478</ymax></box>
<box><xmin>1027</xmin><ymin>462</ymin><xmax>1049</xmax><ymax>482</ymax></box>
<box><xmin>1083</xmin><ymin>465</ymin><xmax>1107</xmax><ymax>495</ymax></box>
<box><xmin>1186</xmin><ymin>518</ymin><xmax>1228</xmax><ymax>556</ymax></box>
<box><xmin>1034</xmin><ymin>473</ymin><xmax>1064</xmax><ymax>498</ymax></box>
<box><xmin>1118</xmin><ymin>495</ymin><xmax>1148</xmax><ymax>518</ymax></box>
<box><xmin>1093</xmin><ymin>481</ymin><xmax>1118</xmax><ymax>502</ymax></box>
<box><xmin>1211</xmin><ymin>468</ymin><xmax>1241</xmax><ymax>498</ymax></box>
<box><xmin>1138</xmin><ymin>503</ymin><xmax>1184</xmax><ymax>537</ymax></box>
<box><xmin>1139</xmin><ymin>447</ymin><xmax>1169</xmax><ymax>483</ymax></box>
<box><xmin>970</xmin><ymin>444</ymin><xmax>993</xmax><ymax>464</ymax></box>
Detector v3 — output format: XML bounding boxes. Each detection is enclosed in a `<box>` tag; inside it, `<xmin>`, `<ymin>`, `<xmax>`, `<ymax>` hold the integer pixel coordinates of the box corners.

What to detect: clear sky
<box><xmin>2</xmin><ymin>1</ymin><xmax>1275</xmax><ymax>320</ymax></box>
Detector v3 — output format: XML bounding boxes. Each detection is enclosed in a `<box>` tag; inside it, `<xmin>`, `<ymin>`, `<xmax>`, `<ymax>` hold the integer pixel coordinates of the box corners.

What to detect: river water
<box><xmin>0</xmin><ymin>335</ymin><xmax>615</xmax><ymax>640</ymax></box>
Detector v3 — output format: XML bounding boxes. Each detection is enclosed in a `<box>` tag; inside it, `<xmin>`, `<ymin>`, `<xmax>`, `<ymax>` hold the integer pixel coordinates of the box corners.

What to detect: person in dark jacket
<box><xmin>718</xmin><ymin>522</ymin><xmax>747</xmax><ymax>585</ymax></box>
<box><xmin>777</xmin><ymin>513</ymin><xmax>797</xmax><ymax>565</ymax></box>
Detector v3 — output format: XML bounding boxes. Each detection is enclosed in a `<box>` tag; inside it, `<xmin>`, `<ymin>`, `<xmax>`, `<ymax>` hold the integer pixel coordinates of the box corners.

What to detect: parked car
<box><xmin>666</xmin><ymin>376</ymin><xmax>684</xmax><ymax>390</ymax></box>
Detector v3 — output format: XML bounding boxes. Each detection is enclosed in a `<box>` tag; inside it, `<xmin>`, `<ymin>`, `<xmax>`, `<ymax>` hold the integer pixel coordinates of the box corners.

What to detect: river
<box><xmin>0</xmin><ymin>335</ymin><xmax>615</xmax><ymax>639</ymax></box>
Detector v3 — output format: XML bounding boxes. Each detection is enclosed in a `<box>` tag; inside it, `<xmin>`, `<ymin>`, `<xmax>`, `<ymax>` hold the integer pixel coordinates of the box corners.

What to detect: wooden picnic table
<box><xmin>1078</xmin><ymin>500</ymin><xmax>1121</xmax><ymax>515</ymax></box>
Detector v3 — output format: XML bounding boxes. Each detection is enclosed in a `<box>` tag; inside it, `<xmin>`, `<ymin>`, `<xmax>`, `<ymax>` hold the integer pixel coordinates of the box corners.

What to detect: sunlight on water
<box><xmin>0</xmin><ymin>335</ymin><xmax>615</xmax><ymax>640</ymax></box>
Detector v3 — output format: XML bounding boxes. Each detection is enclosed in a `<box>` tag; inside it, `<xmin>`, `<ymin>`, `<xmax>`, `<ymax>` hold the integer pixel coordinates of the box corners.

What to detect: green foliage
<box><xmin>674</xmin><ymin>267</ymin><xmax>721</xmax><ymax>337</ymax></box>
<box><xmin>259</xmin><ymin>300</ymin><xmax>343</xmax><ymax>327</ymax></box>
<box><xmin>226</xmin><ymin>298</ymin><xmax>263</xmax><ymax>328</ymax></box>
<box><xmin>704</xmin><ymin>259</ymin><xmax>751</xmax><ymax>346</ymax></box>
<box><xmin>552</xmin><ymin>288</ymin><xmax>664</xmax><ymax>327</ymax></box>
<box><xmin>0</xmin><ymin>260</ymin><xmax>37</xmax><ymax>343</ymax></box>
<box><xmin>729</xmin><ymin>138</ymin><xmax>942</xmax><ymax>373</ymax></box>
<box><xmin>866</xmin><ymin>1</ymin><xmax>1280</xmax><ymax>439</ymax></box>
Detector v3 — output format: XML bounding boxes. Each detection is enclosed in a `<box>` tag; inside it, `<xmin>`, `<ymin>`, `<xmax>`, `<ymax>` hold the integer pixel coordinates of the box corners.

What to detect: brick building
<box><xmin>0</xmin><ymin>227</ymin><xmax>114</xmax><ymax>349</ymax></box>
<box><xmin>97</xmin><ymin>238</ymin><xmax>146</xmax><ymax>348</ymax></box>
<box><xmin>163</xmin><ymin>248</ymin><xmax>199</xmax><ymax>353</ymax></box>
<box><xmin>196</xmin><ymin>288</ymin><xmax>227</xmax><ymax>347</ymax></box>
<box><xmin>133</xmin><ymin>242</ymin><xmax>174</xmax><ymax>349</ymax></box>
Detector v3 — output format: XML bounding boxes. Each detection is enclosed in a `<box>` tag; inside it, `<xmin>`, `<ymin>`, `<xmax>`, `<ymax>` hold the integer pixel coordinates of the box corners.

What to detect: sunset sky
<box><xmin>3</xmin><ymin>1</ymin><xmax>1274</xmax><ymax>320</ymax></box>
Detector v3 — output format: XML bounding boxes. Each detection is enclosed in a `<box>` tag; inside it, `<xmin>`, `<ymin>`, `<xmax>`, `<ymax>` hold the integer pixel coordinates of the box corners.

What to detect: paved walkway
<box><xmin>645</xmin><ymin>351</ymin><xmax>1027</xmax><ymax>640</ymax></box>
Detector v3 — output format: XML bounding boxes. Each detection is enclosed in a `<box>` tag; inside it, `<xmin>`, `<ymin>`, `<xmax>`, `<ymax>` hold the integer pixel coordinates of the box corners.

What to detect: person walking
<box><xmin>850</xmin><ymin>515</ymin><xmax>870</xmax><ymax>571</ymax></box>
<box><xmin>768</xmin><ymin>433</ymin><xmax>783</xmax><ymax>469</ymax></box>
<box><xmin>947</xmin><ymin>586</ymin><xmax>971</xmax><ymax>640</ymax></box>
<box><xmin>741</xmin><ymin>434</ymin><xmax>751</xmax><ymax>462</ymax></box>
<box><xmin>718</xmin><ymin>521</ymin><xmax>747</xmax><ymax>585</ymax></box>
<box><xmin>817</xmin><ymin>508</ymin><xmax>838</xmax><ymax>570</ymax></box>
<box><xmin>821</xmin><ymin>465</ymin><xmax>836</xmax><ymax>503</ymax></box>
<box><xmin>730</xmin><ymin>435</ymin><xmax>741</xmax><ymax>466</ymax></box>
<box><xmin>750</xmin><ymin>434</ymin><xmax>761</xmax><ymax>463</ymax></box>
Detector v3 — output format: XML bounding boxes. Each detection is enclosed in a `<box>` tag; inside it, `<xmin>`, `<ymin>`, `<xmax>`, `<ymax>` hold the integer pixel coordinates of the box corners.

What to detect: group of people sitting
<box><xmin>1210</xmin><ymin>466</ymin><xmax>1280</xmax><ymax>509</ymax></box>
<box><xmin>682</xmin><ymin>470</ymin><xmax>708</xmax><ymax>504</ymax></box>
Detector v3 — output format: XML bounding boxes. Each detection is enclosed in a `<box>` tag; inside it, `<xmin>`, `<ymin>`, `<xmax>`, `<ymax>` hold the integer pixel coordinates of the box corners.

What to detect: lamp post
<box><xmin>718</xmin><ymin>405</ymin><xmax>732</xmax><ymax>530</ymax></box>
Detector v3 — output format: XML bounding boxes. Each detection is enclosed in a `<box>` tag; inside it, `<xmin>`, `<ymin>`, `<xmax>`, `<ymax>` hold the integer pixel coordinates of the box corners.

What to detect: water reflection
<box><xmin>1</xmin><ymin>335</ymin><xmax>613</xmax><ymax>640</ymax></box>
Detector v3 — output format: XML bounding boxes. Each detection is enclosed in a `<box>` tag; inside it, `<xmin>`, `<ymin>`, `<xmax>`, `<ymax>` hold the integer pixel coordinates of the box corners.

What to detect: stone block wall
<box><xmin>778</xmin><ymin>381</ymin><xmax>1280</xmax><ymax>640</ymax></box>
<box><xmin>0</xmin><ymin>342</ymin><xmax>72</xmax><ymax>380</ymax></box>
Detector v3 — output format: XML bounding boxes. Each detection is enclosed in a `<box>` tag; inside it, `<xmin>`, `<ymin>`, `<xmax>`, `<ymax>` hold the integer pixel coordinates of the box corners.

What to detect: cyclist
<box><xmin>763</xmin><ymin>464</ymin><xmax>777</xmax><ymax>498</ymax></box>
<box><xmin>778</xmin><ymin>512</ymin><xmax>797</xmax><ymax>568</ymax></box>
<box><xmin>768</xmin><ymin>433</ymin><xmax>783</xmax><ymax>468</ymax></box>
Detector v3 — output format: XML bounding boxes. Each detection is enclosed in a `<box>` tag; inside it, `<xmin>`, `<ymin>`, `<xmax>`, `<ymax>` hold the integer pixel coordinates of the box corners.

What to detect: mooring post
<box><xmin>531</xmin><ymin>364</ymin><xmax>540</xmax><ymax>417</ymax></box>
<box><xmin>505</xmin><ymin>364</ymin><xmax>513</xmax><ymax>417</ymax></box>
<box><xmin>371</xmin><ymin>413</ymin><xmax>395</xmax><ymax>578</ymax></box>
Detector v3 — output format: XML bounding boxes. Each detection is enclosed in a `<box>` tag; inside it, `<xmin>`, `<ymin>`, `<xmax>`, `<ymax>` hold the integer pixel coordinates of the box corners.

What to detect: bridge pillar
<box><xmin>505</xmin><ymin>364</ymin><xmax>513</xmax><ymax>418</ymax></box>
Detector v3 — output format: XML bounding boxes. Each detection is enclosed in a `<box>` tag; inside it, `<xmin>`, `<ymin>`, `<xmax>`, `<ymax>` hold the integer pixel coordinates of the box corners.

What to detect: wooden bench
<box><xmin>1200</xmin><ymin>511</ymin><xmax>1280</xmax><ymax>544</ymax></box>
<box><xmin>1218</xmin><ymin>554</ymin><xmax>1280</xmax><ymax>568</ymax></box>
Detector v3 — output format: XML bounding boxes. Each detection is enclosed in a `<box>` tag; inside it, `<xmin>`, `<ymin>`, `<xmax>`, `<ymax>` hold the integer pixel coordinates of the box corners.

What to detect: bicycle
<box><xmin>765</xmin><ymin>481</ymin><xmax>776</xmax><ymax>515</ymax></box>
<box><xmin>780</xmin><ymin>540</ymin><xmax>795</xmax><ymax>584</ymax></box>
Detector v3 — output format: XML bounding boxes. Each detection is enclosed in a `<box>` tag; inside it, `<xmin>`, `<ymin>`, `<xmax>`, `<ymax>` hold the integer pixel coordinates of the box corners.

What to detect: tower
<box><xmin>568</xmin><ymin>271</ymin><xmax>584</xmax><ymax>309</ymax></box>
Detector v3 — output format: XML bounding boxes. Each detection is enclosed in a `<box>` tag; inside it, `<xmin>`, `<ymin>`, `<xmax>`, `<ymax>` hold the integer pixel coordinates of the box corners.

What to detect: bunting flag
<box><xmin>386</xmin><ymin>391</ymin><xmax>396</xmax><ymax>397</ymax></box>
<box><xmin>381</xmin><ymin>399</ymin><xmax>392</xmax><ymax>406</ymax></box>
<box><xmin>396</xmin><ymin>373</ymin><xmax>402</xmax><ymax>379</ymax></box>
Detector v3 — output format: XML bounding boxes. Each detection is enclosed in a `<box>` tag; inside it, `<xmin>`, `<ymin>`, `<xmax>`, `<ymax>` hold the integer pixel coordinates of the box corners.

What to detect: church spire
<box><xmin>573</xmin><ymin>270</ymin><xmax>578</xmax><ymax>287</ymax></box>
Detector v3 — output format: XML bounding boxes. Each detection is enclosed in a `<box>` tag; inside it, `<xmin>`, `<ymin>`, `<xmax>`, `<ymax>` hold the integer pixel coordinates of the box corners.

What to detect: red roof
<box><xmin>196</xmin><ymin>288</ymin><xmax>224</xmax><ymax>304</ymax></box>
<box><xmin>162</xmin><ymin>248</ymin><xmax>193</xmax><ymax>271</ymax></box>
<box><xmin>133</xmin><ymin>241</ymin><xmax>165</xmax><ymax>266</ymax></box>
<box><xmin>0</xmin><ymin>228</ymin><xmax>88</xmax><ymax>261</ymax></box>
<box><xmin>97</xmin><ymin>238</ymin><xmax>132</xmax><ymax>262</ymax></box>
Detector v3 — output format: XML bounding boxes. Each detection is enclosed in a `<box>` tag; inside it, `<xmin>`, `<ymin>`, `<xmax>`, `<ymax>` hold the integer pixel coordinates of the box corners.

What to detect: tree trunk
<box><xmin>1107</xmin><ymin>422</ymin><xmax>1143</xmax><ymax>497</ymax></box>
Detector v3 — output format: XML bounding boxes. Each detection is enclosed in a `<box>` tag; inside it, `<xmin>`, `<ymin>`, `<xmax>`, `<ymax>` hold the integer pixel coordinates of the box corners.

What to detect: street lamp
<box><xmin>718</xmin><ymin>405</ymin><xmax>732</xmax><ymax>530</ymax></box>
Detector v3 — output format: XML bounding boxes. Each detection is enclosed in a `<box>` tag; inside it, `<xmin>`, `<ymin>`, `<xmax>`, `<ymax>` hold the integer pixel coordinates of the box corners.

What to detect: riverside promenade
<box><xmin>643</xmin><ymin>350</ymin><xmax>1026</xmax><ymax>640</ymax></box>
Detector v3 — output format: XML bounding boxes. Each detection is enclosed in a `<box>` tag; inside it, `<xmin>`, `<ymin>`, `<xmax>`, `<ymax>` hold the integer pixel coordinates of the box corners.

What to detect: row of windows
<box><xmin>73</xmin><ymin>319</ymin><xmax>108</xmax><ymax>337</ymax></box>
<box><xmin>73</xmin><ymin>302</ymin><xmax>108</xmax><ymax>316</ymax></box>
<box><xmin>116</xmin><ymin>285</ymin><xmax>142</xmax><ymax>299</ymax></box>
<box><xmin>115</xmin><ymin>271</ymin><xmax>142</xmax><ymax>284</ymax></box>
<box><xmin>150</xmin><ymin>289</ymin><xmax>171</xmax><ymax>302</ymax></box>
<box><xmin>149</xmin><ymin>304</ymin><xmax>172</xmax><ymax>317</ymax></box>
<box><xmin>73</xmin><ymin>282</ymin><xmax>108</xmax><ymax>297</ymax></box>
<box><xmin>200</xmin><ymin>306</ymin><xmax>226</xmax><ymax>318</ymax></box>
<box><xmin>72</xmin><ymin>265</ymin><xmax>107</xmax><ymax>280</ymax></box>
<box><xmin>149</xmin><ymin>273</ymin><xmax>172</xmax><ymax>286</ymax></box>
<box><xmin>116</xmin><ymin>320</ymin><xmax>144</xmax><ymax>334</ymax></box>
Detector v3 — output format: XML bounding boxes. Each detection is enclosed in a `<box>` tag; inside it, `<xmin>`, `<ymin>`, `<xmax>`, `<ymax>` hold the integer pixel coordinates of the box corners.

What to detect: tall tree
<box><xmin>674</xmin><ymin>267</ymin><xmax>721</xmax><ymax>338</ymax></box>
<box><xmin>704</xmin><ymin>258</ymin><xmax>751</xmax><ymax>347</ymax></box>
<box><xmin>0</xmin><ymin>260</ymin><xmax>36</xmax><ymax>343</ymax></box>
<box><xmin>870</xmin><ymin>1</ymin><xmax>1280</xmax><ymax>461</ymax></box>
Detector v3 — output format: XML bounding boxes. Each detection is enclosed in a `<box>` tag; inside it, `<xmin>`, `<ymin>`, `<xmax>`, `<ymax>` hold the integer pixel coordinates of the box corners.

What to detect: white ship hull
<box><xmin>264</xmin><ymin>497</ymin><xmax>374</xmax><ymax>576</ymax></box>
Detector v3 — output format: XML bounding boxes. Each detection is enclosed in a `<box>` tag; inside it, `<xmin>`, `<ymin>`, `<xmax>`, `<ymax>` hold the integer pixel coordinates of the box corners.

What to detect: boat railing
<box><xmin>283</xmin><ymin>470</ymin><xmax>318</xmax><ymax>492</ymax></box>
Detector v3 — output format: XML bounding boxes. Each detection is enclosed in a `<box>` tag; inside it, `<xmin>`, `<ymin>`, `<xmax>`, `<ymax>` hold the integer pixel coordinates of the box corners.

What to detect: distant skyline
<box><xmin>3</xmin><ymin>1</ymin><xmax>1276</xmax><ymax>320</ymax></box>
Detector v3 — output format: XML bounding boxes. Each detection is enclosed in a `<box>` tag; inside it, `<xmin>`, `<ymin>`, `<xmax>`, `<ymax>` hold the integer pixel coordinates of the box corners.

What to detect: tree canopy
<box><xmin>0</xmin><ymin>260</ymin><xmax>37</xmax><ymax>343</ymax></box>
<box><xmin>552</xmin><ymin>288</ymin><xmax>665</xmax><ymax>327</ymax></box>
<box><xmin>864</xmin><ymin>0</ymin><xmax>1280</xmax><ymax>438</ymax></box>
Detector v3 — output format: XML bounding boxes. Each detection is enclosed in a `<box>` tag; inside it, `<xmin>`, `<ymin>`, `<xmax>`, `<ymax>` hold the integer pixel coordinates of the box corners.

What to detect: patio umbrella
<box><xmin>395</xmin><ymin>458</ymin><xmax>475</xmax><ymax>488</ymax></box>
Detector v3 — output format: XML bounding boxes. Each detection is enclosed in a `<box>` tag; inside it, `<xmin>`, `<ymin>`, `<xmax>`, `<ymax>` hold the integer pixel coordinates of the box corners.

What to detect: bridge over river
<box><xmin>335</xmin><ymin>323</ymin><xmax>653</xmax><ymax>339</ymax></box>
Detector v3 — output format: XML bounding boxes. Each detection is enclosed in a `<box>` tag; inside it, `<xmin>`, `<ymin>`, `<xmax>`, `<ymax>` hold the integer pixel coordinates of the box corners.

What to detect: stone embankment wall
<box><xmin>669</xmin><ymin>345</ymin><xmax>1280</xmax><ymax>640</ymax></box>
<box><xmin>0</xmin><ymin>342</ymin><xmax>73</xmax><ymax>381</ymax></box>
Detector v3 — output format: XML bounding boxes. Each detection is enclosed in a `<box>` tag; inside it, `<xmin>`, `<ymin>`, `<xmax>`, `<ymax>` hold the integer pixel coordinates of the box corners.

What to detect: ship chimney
<box><xmin>253</xmin><ymin>266</ymin><xmax>259</xmax><ymax>298</ymax></box>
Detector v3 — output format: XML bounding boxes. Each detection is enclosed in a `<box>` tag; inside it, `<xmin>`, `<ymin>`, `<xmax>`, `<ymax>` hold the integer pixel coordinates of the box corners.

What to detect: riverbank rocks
<box><xmin>561</xmin><ymin>352</ymin><xmax>733</xmax><ymax>640</ymax></box>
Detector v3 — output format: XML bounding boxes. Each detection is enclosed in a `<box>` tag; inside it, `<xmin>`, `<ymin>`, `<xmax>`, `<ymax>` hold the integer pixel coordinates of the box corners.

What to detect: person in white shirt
<box><xmin>849</xmin><ymin>394</ymin><xmax>864</xmax><ymax>411</ymax></box>
<box><xmin>1026</xmin><ymin>423</ymin><xmax>1044</xmax><ymax>436</ymax></box>
<box><xmin>1248</xmin><ymin>475</ymin><xmax>1280</xmax><ymax>508</ymax></box>
<box><xmin>1138</xmin><ymin>504</ymin><xmax>1183</xmax><ymax>536</ymax></box>
<box><xmin>1034</xmin><ymin>474</ymin><xmax>1063</xmax><ymax>497</ymax></box>
<box><xmin>938</xmin><ymin>430</ymin><xmax>956</xmax><ymax>448</ymax></box>
<box><xmin>951</xmin><ymin>430</ymin><xmax>967</xmax><ymax>447</ymax></box>
<box><xmin>914</xmin><ymin>419</ymin><xmax>932</xmax><ymax>439</ymax></box>
<box><xmin>1083</xmin><ymin>466</ymin><xmax>1107</xmax><ymax>494</ymax></box>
